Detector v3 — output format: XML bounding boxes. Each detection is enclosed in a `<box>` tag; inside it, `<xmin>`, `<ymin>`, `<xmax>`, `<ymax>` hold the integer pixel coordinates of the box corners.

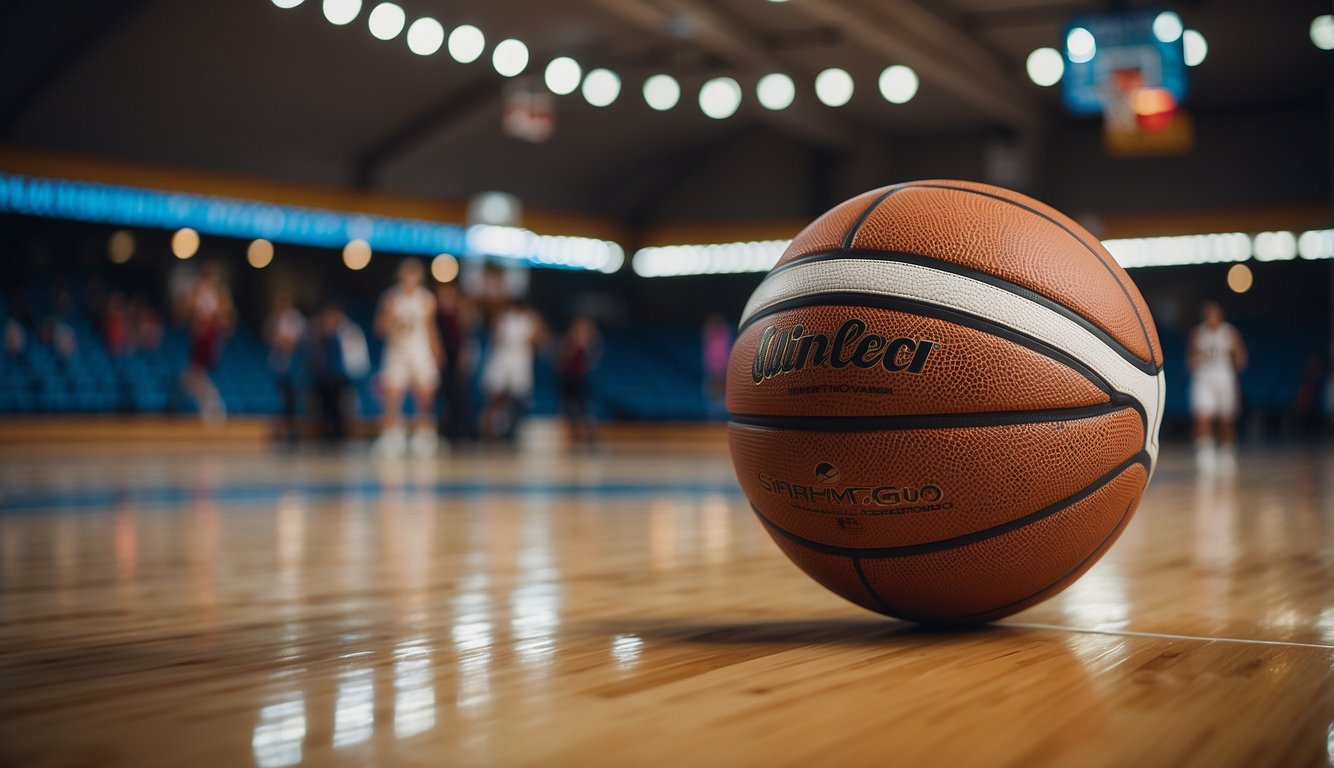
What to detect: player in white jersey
<box><xmin>373</xmin><ymin>258</ymin><xmax>443</xmax><ymax>457</ymax></box>
<box><xmin>1188</xmin><ymin>300</ymin><xmax>1247</xmax><ymax>472</ymax></box>
<box><xmin>481</xmin><ymin>298</ymin><xmax>544</xmax><ymax>440</ymax></box>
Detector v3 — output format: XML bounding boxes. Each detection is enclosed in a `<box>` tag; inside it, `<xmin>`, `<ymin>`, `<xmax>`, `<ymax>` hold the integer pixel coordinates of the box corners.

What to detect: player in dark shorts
<box><xmin>556</xmin><ymin>315</ymin><xmax>601</xmax><ymax>447</ymax></box>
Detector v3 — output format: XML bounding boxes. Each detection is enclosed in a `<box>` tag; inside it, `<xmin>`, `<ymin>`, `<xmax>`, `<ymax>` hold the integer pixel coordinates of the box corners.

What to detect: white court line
<box><xmin>1007</xmin><ymin>622</ymin><xmax>1334</xmax><ymax>651</ymax></box>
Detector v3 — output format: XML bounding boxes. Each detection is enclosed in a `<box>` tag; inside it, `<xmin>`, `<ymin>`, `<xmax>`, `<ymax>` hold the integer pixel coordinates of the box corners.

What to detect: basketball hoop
<box><xmin>503</xmin><ymin>80</ymin><xmax>555</xmax><ymax>143</ymax></box>
<box><xmin>1063</xmin><ymin>9</ymin><xmax>1195</xmax><ymax>157</ymax></box>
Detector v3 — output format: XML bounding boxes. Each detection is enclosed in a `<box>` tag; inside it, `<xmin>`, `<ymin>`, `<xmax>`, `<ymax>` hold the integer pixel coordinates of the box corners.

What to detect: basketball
<box><xmin>726</xmin><ymin>180</ymin><xmax>1166</xmax><ymax>624</ymax></box>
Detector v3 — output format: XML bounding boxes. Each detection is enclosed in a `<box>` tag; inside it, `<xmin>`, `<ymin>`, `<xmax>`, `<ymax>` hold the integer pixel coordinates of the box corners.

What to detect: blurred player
<box><xmin>373</xmin><ymin>259</ymin><xmax>442</xmax><ymax>457</ymax></box>
<box><xmin>265</xmin><ymin>292</ymin><xmax>304</xmax><ymax>446</ymax></box>
<box><xmin>481</xmin><ymin>298</ymin><xmax>544</xmax><ymax>441</ymax></box>
<box><xmin>434</xmin><ymin>281</ymin><xmax>476</xmax><ymax>447</ymax></box>
<box><xmin>556</xmin><ymin>315</ymin><xmax>601</xmax><ymax>447</ymax></box>
<box><xmin>305</xmin><ymin>302</ymin><xmax>355</xmax><ymax>444</ymax></box>
<box><xmin>702</xmin><ymin>313</ymin><xmax>731</xmax><ymax>419</ymax></box>
<box><xmin>1188</xmin><ymin>300</ymin><xmax>1247</xmax><ymax>472</ymax></box>
<box><xmin>180</xmin><ymin>262</ymin><xmax>233</xmax><ymax>426</ymax></box>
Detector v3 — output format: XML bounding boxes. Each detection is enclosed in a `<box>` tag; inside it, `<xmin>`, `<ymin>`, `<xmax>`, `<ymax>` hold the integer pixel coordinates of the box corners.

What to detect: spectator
<box><xmin>178</xmin><ymin>263</ymin><xmax>234</xmax><ymax>426</ymax></box>
<box><xmin>104</xmin><ymin>291</ymin><xmax>132</xmax><ymax>356</ymax></box>
<box><xmin>435</xmin><ymin>281</ymin><xmax>477</xmax><ymax>447</ymax></box>
<box><xmin>1295</xmin><ymin>355</ymin><xmax>1327</xmax><ymax>439</ymax></box>
<box><xmin>265</xmin><ymin>292</ymin><xmax>305</xmax><ymax>446</ymax></box>
<box><xmin>38</xmin><ymin>316</ymin><xmax>77</xmax><ymax>361</ymax></box>
<box><xmin>130</xmin><ymin>294</ymin><xmax>163</xmax><ymax>352</ymax></box>
<box><xmin>4</xmin><ymin>317</ymin><xmax>25</xmax><ymax>360</ymax></box>
<box><xmin>556</xmin><ymin>315</ymin><xmax>601</xmax><ymax>447</ymax></box>
<box><xmin>702</xmin><ymin>313</ymin><xmax>732</xmax><ymax>419</ymax></box>
<box><xmin>305</xmin><ymin>303</ymin><xmax>353</xmax><ymax>443</ymax></box>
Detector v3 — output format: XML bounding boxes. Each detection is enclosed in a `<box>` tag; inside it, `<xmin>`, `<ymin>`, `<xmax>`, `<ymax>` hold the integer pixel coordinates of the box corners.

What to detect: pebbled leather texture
<box><xmin>772</xmin><ymin>180</ymin><xmax>1161</xmax><ymax>366</ymax></box>
<box><xmin>781</xmin><ymin>187</ymin><xmax>890</xmax><ymax>263</ymax></box>
<box><xmin>728</xmin><ymin>407</ymin><xmax>1143</xmax><ymax>549</ymax></box>
<box><xmin>727</xmin><ymin>180</ymin><xmax>1164</xmax><ymax>623</ymax></box>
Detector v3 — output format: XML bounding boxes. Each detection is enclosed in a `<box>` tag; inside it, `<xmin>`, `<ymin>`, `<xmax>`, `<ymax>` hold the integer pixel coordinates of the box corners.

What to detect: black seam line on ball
<box><xmin>950</xmin><ymin>499</ymin><xmax>1137</xmax><ymax>624</ymax></box>
<box><xmin>852</xmin><ymin>557</ymin><xmax>897</xmax><ymax>616</ymax></box>
<box><xmin>737</xmin><ymin>291</ymin><xmax>1119</xmax><ymax>396</ymax></box>
<box><xmin>749</xmin><ymin>451</ymin><xmax>1149</xmax><ymax>560</ymax></box>
<box><xmin>841</xmin><ymin>186</ymin><xmax>907</xmax><ymax>250</ymax></box>
<box><xmin>752</xmin><ymin>251</ymin><xmax>1159</xmax><ymax>376</ymax></box>
<box><xmin>905</xmin><ymin>181</ymin><xmax>1158</xmax><ymax>369</ymax></box>
<box><xmin>728</xmin><ymin>397</ymin><xmax>1137</xmax><ymax>432</ymax></box>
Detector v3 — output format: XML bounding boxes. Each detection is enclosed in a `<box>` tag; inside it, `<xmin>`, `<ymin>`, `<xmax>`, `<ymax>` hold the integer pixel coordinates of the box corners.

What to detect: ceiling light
<box><xmin>1026</xmin><ymin>47</ymin><xmax>1064</xmax><ymax>86</ymax></box>
<box><xmin>1066</xmin><ymin>27</ymin><xmax>1096</xmax><ymax>64</ymax></box>
<box><xmin>1152</xmin><ymin>11</ymin><xmax>1183</xmax><ymax>44</ymax></box>
<box><xmin>108</xmin><ymin>230</ymin><xmax>134</xmax><ymax>264</ymax></box>
<box><xmin>248</xmin><ymin>239</ymin><xmax>275</xmax><ymax>269</ymax></box>
<box><xmin>878</xmin><ymin>65</ymin><xmax>918</xmax><ymax>104</ymax></box>
<box><xmin>1226</xmin><ymin>263</ymin><xmax>1252</xmax><ymax>294</ymax></box>
<box><xmin>432</xmin><ymin>253</ymin><xmax>460</xmax><ymax>282</ymax></box>
<box><xmin>1312</xmin><ymin>15</ymin><xmax>1334</xmax><ymax>50</ymax></box>
<box><xmin>699</xmin><ymin>77</ymin><xmax>742</xmax><ymax>119</ymax></box>
<box><xmin>322</xmin><ymin>0</ymin><xmax>361</xmax><ymax>26</ymax></box>
<box><xmin>172</xmin><ymin>228</ymin><xmax>200</xmax><ymax>259</ymax></box>
<box><xmin>582</xmin><ymin>68</ymin><xmax>621</xmax><ymax>107</ymax></box>
<box><xmin>545</xmin><ymin>57</ymin><xmax>582</xmax><ymax>95</ymax></box>
<box><xmin>366</xmin><ymin>2</ymin><xmax>404</xmax><ymax>40</ymax></box>
<box><xmin>643</xmin><ymin>74</ymin><xmax>681</xmax><ymax>111</ymax></box>
<box><xmin>406</xmin><ymin>17</ymin><xmax>444</xmax><ymax>56</ymax></box>
<box><xmin>756</xmin><ymin>73</ymin><xmax>795</xmax><ymax>110</ymax></box>
<box><xmin>343</xmin><ymin>240</ymin><xmax>372</xmax><ymax>270</ymax></box>
<box><xmin>814</xmin><ymin>68</ymin><xmax>853</xmax><ymax>107</ymax></box>
<box><xmin>448</xmin><ymin>24</ymin><xmax>485</xmax><ymax>63</ymax></box>
<box><xmin>492</xmin><ymin>39</ymin><xmax>529</xmax><ymax>76</ymax></box>
<box><xmin>1183</xmin><ymin>29</ymin><xmax>1207</xmax><ymax>66</ymax></box>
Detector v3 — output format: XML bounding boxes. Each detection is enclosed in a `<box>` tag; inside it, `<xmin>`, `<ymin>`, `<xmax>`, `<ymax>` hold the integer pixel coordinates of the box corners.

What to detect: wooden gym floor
<box><xmin>0</xmin><ymin>431</ymin><xmax>1331</xmax><ymax>767</ymax></box>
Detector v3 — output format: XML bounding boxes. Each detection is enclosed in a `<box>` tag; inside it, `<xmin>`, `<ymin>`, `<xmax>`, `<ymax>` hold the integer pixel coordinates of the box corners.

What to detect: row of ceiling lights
<box><xmin>630</xmin><ymin>229</ymin><xmax>1334</xmax><ymax>280</ymax></box>
<box><xmin>1023</xmin><ymin>11</ymin><xmax>1207</xmax><ymax>88</ymax></box>
<box><xmin>270</xmin><ymin>0</ymin><xmax>920</xmax><ymax>119</ymax></box>
<box><xmin>116</xmin><ymin>226</ymin><xmax>463</xmax><ymax>278</ymax></box>
<box><xmin>1024</xmin><ymin>11</ymin><xmax>1334</xmax><ymax>88</ymax></box>
<box><xmin>276</xmin><ymin>3</ymin><xmax>1334</xmax><ymax>110</ymax></box>
<box><xmin>120</xmin><ymin>223</ymin><xmax>622</xmax><ymax>274</ymax></box>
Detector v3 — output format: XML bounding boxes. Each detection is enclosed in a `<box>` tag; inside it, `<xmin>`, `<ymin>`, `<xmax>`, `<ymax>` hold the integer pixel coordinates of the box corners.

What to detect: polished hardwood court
<box><xmin>0</xmin><ymin>431</ymin><xmax>1331</xmax><ymax>767</ymax></box>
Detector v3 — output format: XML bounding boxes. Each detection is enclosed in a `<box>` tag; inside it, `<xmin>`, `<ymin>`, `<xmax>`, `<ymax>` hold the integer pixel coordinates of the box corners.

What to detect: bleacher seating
<box><xmin>0</xmin><ymin>290</ymin><xmax>1316</xmax><ymax>423</ymax></box>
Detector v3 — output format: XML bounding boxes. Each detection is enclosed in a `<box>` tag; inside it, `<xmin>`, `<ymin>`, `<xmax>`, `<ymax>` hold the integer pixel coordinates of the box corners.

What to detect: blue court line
<box><xmin>0</xmin><ymin>479</ymin><xmax>745</xmax><ymax>514</ymax></box>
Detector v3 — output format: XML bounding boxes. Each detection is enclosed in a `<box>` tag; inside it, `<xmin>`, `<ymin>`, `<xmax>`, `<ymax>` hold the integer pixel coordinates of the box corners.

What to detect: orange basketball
<box><xmin>726</xmin><ymin>180</ymin><xmax>1164</xmax><ymax>624</ymax></box>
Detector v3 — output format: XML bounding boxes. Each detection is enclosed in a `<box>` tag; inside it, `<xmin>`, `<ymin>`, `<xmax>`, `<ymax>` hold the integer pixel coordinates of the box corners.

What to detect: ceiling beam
<box><xmin>788</xmin><ymin>0</ymin><xmax>1041</xmax><ymax>135</ymax></box>
<box><xmin>0</xmin><ymin>0</ymin><xmax>153</xmax><ymax>137</ymax></box>
<box><xmin>588</xmin><ymin>0</ymin><xmax>857</xmax><ymax>150</ymax></box>
<box><xmin>355</xmin><ymin>44</ymin><xmax>674</xmax><ymax>188</ymax></box>
<box><xmin>353</xmin><ymin>76</ymin><xmax>501</xmax><ymax>189</ymax></box>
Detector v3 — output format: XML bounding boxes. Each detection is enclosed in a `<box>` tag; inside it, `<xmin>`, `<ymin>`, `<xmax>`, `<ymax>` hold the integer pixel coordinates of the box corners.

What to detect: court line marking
<box><xmin>1007</xmin><ymin>622</ymin><xmax>1334</xmax><ymax>651</ymax></box>
<box><xmin>0</xmin><ymin>479</ymin><xmax>746</xmax><ymax>513</ymax></box>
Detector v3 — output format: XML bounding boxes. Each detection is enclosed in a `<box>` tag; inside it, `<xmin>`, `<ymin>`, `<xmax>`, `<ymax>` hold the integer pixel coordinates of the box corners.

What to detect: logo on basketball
<box><xmin>814</xmin><ymin>462</ymin><xmax>841</xmax><ymax>485</ymax></box>
<box><xmin>750</xmin><ymin>319</ymin><xmax>937</xmax><ymax>384</ymax></box>
<box><xmin>757</xmin><ymin>472</ymin><xmax>948</xmax><ymax>514</ymax></box>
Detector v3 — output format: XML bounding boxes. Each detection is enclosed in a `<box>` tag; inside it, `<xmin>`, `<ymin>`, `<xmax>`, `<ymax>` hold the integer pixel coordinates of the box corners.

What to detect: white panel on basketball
<box><xmin>739</xmin><ymin>257</ymin><xmax>1164</xmax><ymax>468</ymax></box>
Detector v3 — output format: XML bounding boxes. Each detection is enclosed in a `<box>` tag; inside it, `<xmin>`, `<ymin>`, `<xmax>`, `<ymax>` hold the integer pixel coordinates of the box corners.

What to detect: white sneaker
<box><xmin>373</xmin><ymin>426</ymin><xmax>407</xmax><ymax>458</ymax></box>
<box><xmin>410</xmin><ymin>427</ymin><xmax>439</xmax><ymax>458</ymax></box>
<box><xmin>1216</xmin><ymin>447</ymin><xmax>1237</xmax><ymax>475</ymax></box>
<box><xmin>1195</xmin><ymin>436</ymin><xmax>1216</xmax><ymax>474</ymax></box>
<box><xmin>202</xmin><ymin>397</ymin><xmax>227</xmax><ymax>429</ymax></box>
